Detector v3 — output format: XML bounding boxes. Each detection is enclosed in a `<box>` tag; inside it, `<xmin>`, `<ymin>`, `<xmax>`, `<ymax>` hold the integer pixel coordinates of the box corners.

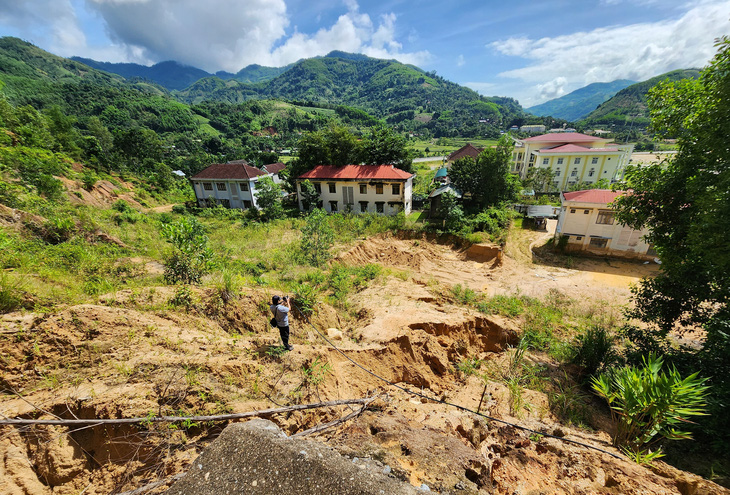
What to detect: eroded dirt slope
<box><xmin>0</xmin><ymin>229</ymin><xmax>720</xmax><ymax>495</ymax></box>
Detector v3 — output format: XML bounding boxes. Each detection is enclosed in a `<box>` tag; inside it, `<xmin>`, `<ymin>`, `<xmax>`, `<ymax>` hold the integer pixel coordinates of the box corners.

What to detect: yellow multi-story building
<box><xmin>511</xmin><ymin>133</ymin><xmax>633</xmax><ymax>190</ymax></box>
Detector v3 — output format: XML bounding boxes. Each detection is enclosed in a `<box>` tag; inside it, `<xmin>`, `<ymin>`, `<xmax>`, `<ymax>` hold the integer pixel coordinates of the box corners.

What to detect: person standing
<box><xmin>270</xmin><ymin>295</ymin><xmax>293</xmax><ymax>351</ymax></box>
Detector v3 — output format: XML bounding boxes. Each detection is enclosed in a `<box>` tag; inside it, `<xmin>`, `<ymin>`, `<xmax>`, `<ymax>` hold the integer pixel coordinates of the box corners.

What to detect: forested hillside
<box><xmin>526</xmin><ymin>80</ymin><xmax>635</xmax><ymax>122</ymax></box>
<box><xmin>176</xmin><ymin>50</ymin><xmax>525</xmax><ymax>138</ymax></box>
<box><xmin>580</xmin><ymin>69</ymin><xmax>700</xmax><ymax>131</ymax></box>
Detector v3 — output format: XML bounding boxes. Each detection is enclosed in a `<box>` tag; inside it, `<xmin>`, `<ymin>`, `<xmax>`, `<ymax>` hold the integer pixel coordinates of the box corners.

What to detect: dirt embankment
<box><xmin>0</xmin><ymin>231</ymin><xmax>719</xmax><ymax>495</ymax></box>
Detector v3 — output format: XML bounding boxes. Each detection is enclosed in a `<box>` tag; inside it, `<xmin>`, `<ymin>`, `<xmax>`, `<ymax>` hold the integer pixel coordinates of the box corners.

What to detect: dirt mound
<box><xmin>0</xmin><ymin>231</ymin><xmax>723</xmax><ymax>494</ymax></box>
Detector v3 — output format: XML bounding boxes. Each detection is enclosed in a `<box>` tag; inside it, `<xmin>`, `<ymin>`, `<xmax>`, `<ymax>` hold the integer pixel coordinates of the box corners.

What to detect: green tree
<box><xmin>299</xmin><ymin>179</ymin><xmax>320</xmax><ymax>211</ymax></box>
<box><xmin>360</xmin><ymin>125</ymin><xmax>412</xmax><ymax>172</ymax></box>
<box><xmin>524</xmin><ymin>167</ymin><xmax>553</xmax><ymax>193</ymax></box>
<box><xmin>437</xmin><ymin>191</ymin><xmax>466</xmax><ymax>233</ymax></box>
<box><xmin>449</xmin><ymin>135</ymin><xmax>519</xmax><ymax>208</ymax></box>
<box><xmin>254</xmin><ymin>176</ymin><xmax>284</xmax><ymax>221</ymax></box>
<box><xmin>613</xmin><ymin>38</ymin><xmax>730</xmax><ymax>337</ymax></box>
<box><xmin>161</xmin><ymin>217</ymin><xmax>215</xmax><ymax>284</ymax></box>
<box><xmin>301</xmin><ymin>208</ymin><xmax>334</xmax><ymax>266</ymax></box>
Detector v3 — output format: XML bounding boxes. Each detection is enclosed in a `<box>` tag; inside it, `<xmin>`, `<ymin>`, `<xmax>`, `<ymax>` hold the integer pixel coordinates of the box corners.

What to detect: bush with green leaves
<box><xmin>591</xmin><ymin>355</ymin><xmax>709</xmax><ymax>462</ymax></box>
<box><xmin>301</xmin><ymin>208</ymin><xmax>334</xmax><ymax>267</ymax></box>
<box><xmin>254</xmin><ymin>176</ymin><xmax>284</xmax><ymax>222</ymax></box>
<box><xmin>571</xmin><ymin>325</ymin><xmax>619</xmax><ymax>377</ymax></box>
<box><xmin>161</xmin><ymin>217</ymin><xmax>215</xmax><ymax>284</ymax></box>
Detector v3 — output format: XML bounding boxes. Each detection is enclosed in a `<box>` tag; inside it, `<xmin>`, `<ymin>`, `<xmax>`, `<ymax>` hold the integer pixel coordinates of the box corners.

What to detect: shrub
<box><xmin>0</xmin><ymin>273</ymin><xmax>24</xmax><ymax>313</ymax></box>
<box><xmin>161</xmin><ymin>217</ymin><xmax>215</xmax><ymax>284</ymax></box>
<box><xmin>301</xmin><ymin>208</ymin><xmax>334</xmax><ymax>267</ymax></box>
<box><xmin>571</xmin><ymin>325</ymin><xmax>619</xmax><ymax>376</ymax></box>
<box><xmin>293</xmin><ymin>283</ymin><xmax>320</xmax><ymax>316</ymax></box>
<box><xmin>591</xmin><ymin>355</ymin><xmax>709</xmax><ymax>462</ymax></box>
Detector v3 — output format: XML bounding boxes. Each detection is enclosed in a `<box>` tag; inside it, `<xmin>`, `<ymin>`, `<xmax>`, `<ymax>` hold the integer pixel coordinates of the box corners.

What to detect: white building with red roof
<box><xmin>556</xmin><ymin>189</ymin><xmax>654</xmax><ymax>260</ymax></box>
<box><xmin>512</xmin><ymin>133</ymin><xmax>633</xmax><ymax>190</ymax></box>
<box><xmin>297</xmin><ymin>165</ymin><xmax>413</xmax><ymax>215</ymax></box>
<box><xmin>190</xmin><ymin>161</ymin><xmax>271</xmax><ymax>210</ymax></box>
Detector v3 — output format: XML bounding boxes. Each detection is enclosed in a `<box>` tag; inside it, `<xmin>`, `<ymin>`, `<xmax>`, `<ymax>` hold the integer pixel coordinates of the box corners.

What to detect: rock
<box><xmin>167</xmin><ymin>419</ymin><xmax>427</xmax><ymax>495</ymax></box>
<box><xmin>327</xmin><ymin>328</ymin><xmax>344</xmax><ymax>340</ymax></box>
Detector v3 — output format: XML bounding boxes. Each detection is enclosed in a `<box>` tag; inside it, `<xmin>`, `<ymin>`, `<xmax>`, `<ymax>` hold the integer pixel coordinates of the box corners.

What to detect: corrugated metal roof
<box><xmin>526</xmin><ymin>205</ymin><xmax>558</xmax><ymax>218</ymax></box>
<box><xmin>191</xmin><ymin>163</ymin><xmax>267</xmax><ymax>180</ymax></box>
<box><xmin>298</xmin><ymin>165</ymin><xmax>412</xmax><ymax>180</ymax></box>
<box><xmin>563</xmin><ymin>189</ymin><xmax>624</xmax><ymax>204</ymax></box>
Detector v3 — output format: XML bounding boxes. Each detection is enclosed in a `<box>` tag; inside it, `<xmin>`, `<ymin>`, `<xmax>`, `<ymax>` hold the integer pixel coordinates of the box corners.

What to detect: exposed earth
<box><xmin>1</xmin><ymin>221</ymin><xmax>725</xmax><ymax>495</ymax></box>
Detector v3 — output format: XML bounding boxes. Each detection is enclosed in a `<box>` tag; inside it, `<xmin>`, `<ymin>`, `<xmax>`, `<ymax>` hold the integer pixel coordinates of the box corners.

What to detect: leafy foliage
<box><xmin>253</xmin><ymin>176</ymin><xmax>284</xmax><ymax>221</ymax></box>
<box><xmin>591</xmin><ymin>355</ymin><xmax>708</xmax><ymax>461</ymax></box>
<box><xmin>161</xmin><ymin>217</ymin><xmax>215</xmax><ymax>284</ymax></box>
<box><xmin>301</xmin><ymin>208</ymin><xmax>334</xmax><ymax>267</ymax></box>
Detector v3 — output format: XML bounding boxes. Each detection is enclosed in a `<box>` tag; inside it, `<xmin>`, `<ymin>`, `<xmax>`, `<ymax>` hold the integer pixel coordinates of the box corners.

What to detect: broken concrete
<box><xmin>166</xmin><ymin>419</ymin><xmax>432</xmax><ymax>495</ymax></box>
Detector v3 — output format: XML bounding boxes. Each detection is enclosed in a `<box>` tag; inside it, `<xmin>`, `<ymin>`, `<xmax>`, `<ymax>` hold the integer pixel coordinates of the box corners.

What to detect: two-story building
<box><xmin>511</xmin><ymin>133</ymin><xmax>633</xmax><ymax>189</ymax></box>
<box><xmin>190</xmin><ymin>161</ymin><xmax>271</xmax><ymax>210</ymax></box>
<box><xmin>296</xmin><ymin>165</ymin><xmax>413</xmax><ymax>215</ymax></box>
<box><xmin>555</xmin><ymin>189</ymin><xmax>654</xmax><ymax>260</ymax></box>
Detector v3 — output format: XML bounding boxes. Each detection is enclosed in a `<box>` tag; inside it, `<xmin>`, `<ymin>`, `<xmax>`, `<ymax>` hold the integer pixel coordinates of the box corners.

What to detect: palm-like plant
<box><xmin>591</xmin><ymin>354</ymin><xmax>709</xmax><ymax>462</ymax></box>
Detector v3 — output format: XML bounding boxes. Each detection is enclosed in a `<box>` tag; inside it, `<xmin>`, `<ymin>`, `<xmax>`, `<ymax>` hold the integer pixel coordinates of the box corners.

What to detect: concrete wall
<box><xmin>192</xmin><ymin>176</ymin><xmax>269</xmax><ymax>210</ymax></box>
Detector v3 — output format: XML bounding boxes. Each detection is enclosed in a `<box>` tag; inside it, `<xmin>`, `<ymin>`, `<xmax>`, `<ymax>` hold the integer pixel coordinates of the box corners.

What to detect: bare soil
<box><xmin>1</xmin><ymin>223</ymin><xmax>724</xmax><ymax>495</ymax></box>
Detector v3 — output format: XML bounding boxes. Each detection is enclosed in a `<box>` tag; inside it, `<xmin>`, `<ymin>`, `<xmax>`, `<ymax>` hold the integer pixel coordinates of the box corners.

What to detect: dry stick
<box><xmin>292</xmin><ymin>397</ymin><xmax>376</xmax><ymax>438</ymax></box>
<box><xmin>0</xmin><ymin>398</ymin><xmax>374</xmax><ymax>426</ymax></box>
<box><xmin>115</xmin><ymin>472</ymin><xmax>186</xmax><ymax>495</ymax></box>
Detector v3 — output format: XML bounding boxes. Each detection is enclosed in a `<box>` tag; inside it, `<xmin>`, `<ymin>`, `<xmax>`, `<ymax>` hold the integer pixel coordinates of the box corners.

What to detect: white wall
<box><xmin>192</xmin><ymin>175</ymin><xmax>269</xmax><ymax>210</ymax></box>
<box><xmin>297</xmin><ymin>178</ymin><xmax>411</xmax><ymax>215</ymax></box>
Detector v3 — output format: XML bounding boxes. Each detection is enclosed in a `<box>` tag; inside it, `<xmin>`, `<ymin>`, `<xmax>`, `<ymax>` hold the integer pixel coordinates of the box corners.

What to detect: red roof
<box><xmin>263</xmin><ymin>162</ymin><xmax>286</xmax><ymax>174</ymax></box>
<box><xmin>192</xmin><ymin>163</ymin><xmax>267</xmax><ymax>180</ymax></box>
<box><xmin>523</xmin><ymin>132</ymin><xmax>605</xmax><ymax>143</ymax></box>
<box><xmin>298</xmin><ymin>165</ymin><xmax>413</xmax><ymax>181</ymax></box>
<box><xmin>539</xmin><ymin>144</ymin><xmax>622</xmax><ymax>153</ymax></box>
<box><xmin>563</xmin><ymin>189</ymin><xmax>625</xmax><ymax>204</ymax></box>
<box><xmin>447</xmin><ymin>143</ymin><xmax>483</xmax><ymax>162</ymax></box>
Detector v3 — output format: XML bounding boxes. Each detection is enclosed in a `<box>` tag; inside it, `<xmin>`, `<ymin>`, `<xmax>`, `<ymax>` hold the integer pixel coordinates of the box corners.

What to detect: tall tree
<box><xmin>449</xmin><ymin>135</ymin><xmax>519</xmax><ymax>208</ymax></box>
<box><xmin>613</xmin><ymin>37</ymin><xmax>730</xmax><ymax>337</ymax></box>
<box><xmin>254</xmin><ymin>176</ymin><xmax>284</xmax><ymax>222</ymax></box>
<box><xmin>360</xmin><ymin>125</ymin><xmax>412</xmax><ymax>172</ymax></box>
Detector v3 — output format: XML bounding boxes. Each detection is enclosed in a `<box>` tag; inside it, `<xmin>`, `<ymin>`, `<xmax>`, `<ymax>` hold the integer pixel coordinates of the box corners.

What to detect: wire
<box><xmin>291</xmin><ymin>301</ymin><xmax>624</xmax><ymax>460</ymax></box>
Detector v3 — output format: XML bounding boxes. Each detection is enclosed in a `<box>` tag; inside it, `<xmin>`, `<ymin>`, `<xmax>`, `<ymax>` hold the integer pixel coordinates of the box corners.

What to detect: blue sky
<box><xmin>1</xmin><ymin>0</ymin><xmax>728</xmax><ymax>106</ymax></box>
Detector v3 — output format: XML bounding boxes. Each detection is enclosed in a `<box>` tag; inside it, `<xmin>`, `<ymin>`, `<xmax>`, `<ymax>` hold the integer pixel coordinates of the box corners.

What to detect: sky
<box><xmin>1</xmin><ymin>0</ymin><xmax>728</xmax><ymax>107</ymax></box>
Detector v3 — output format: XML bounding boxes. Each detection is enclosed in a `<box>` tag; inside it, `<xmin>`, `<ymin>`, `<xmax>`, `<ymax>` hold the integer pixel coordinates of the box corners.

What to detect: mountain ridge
<box><xmin>527</xmin><ymin>80</ymin><xmax>635</xmax><ymax>122</ymax></box>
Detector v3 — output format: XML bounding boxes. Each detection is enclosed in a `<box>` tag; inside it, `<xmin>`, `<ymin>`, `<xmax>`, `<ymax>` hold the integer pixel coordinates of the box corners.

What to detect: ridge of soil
<box><xmin>2</xmin><ymin>222</ymin><xmax>723</xmax><ymax>495</ymax></box>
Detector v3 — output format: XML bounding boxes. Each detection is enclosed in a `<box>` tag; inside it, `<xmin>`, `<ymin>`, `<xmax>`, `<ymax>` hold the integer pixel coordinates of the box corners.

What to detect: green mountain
<box><xmin>72</xmin><ymin>57</ymin><xmax>211</xmax><ymax>91</ymax></box>
<box><xmin>72</xmin><ymin>56</ymin><xmax>289</xmax><ymax>90</ymax></box>
<box><xmin>177</xmin><ymin>51</ymin><xmax>524</xmax><ymax>137</ymax></box>
<box><xmin>526</xmin><ymin>80</ymin><xmax>635</xmax><ymax>122</ymax></box>
<box><xmin>580</xmin><ymin>69</ymin><xmax>700</xmax><ymax>129</ymax></box>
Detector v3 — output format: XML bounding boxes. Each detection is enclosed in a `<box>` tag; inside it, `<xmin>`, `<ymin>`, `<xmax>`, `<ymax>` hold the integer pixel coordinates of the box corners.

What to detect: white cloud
<box><xmin>456</xmin><ymin>54</ymin><xmax>465</xmax><ymax>67</ymax></box>
<box><xmin>0</xmin><ymin>0</ymin><xmax>431</xmax><ymax>72</ymax></box>
<box><xmin>488</xmin><ymin>0</ymin><xmax>730</xmax><ymax>105</ymax></box>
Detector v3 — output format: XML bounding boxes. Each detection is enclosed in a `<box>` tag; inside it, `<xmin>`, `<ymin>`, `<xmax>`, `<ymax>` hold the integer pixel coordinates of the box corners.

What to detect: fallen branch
<box><xmin>116</xmin><ymin>472</ymin><xmax>186</xmax><ymax>495</ymax></box>
<box><xmin>0</xmin><ymin>398</ymin><xmax>374</xmax><ymax>426</ymax></box>
<box><xmin>292</xmin><ymin>396</ymin><xmax>376</xmax><ymax>438</ymax></box>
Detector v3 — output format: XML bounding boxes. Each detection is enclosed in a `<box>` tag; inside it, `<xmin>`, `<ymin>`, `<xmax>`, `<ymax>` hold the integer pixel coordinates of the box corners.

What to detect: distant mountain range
<box><xmin>71</xmin><ymin>57</ymin><xmax>289</xmax><ymax>91</ymax></box>
<box><xmin>580</xmin><ymin>69</ymin><xmax>700</xmax><ymax>128</ymax></box>
<box><xmin>526</xmin><ymin>80</ymin><xmax>636</xmax><ymax>122</ymax></box>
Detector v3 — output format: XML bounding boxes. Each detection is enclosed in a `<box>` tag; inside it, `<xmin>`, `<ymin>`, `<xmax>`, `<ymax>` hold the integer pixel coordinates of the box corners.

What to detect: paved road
<box><xmin>412</xmin><ymin>156</ymin><xmax>446</xmax><ymax>163</ymax></box>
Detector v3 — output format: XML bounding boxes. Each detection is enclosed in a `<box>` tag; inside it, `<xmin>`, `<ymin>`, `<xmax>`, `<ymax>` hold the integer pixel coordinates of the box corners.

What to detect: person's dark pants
<box><xmin>277</xmin><ymin>325</ymin><xmax>290</xmax><ymax>347</ymax></box>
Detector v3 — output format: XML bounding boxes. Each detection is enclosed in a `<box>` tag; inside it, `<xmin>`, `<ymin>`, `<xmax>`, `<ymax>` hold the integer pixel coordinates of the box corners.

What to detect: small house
<box><xmin>190</xmin><ymin>161</ymin><xmax>271</xmax><ymax>210</ymax></box>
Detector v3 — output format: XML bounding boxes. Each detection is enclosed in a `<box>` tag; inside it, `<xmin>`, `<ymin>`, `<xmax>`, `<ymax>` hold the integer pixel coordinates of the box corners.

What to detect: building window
<box><xmin>584</xmin><ymin>209</ymin><xmax>590</xmax><ymax>214</ymax></box>
<box><xmin>243</xmin><ymin>200</ymin><xmax>252</xmax><ymax>209</ymax></box>
<box><xmin>240</xmin><ymin>183</ymin><xmax>249</xmax><ymax>192</ymax></box>
<box><xmin>542</xmin><ymin>158</ymin><xmax>549</xmax><ymax>165</ymax></box>
<box><xmin>554</xmin><ymin>169</ymin><xmax>561</xmax><ymax>177</ymax></box>
<box><xmin>588</xmin><ymin>168</ymin><xmax>595</xmax><ymax>177</ymax></box>
<box><xmin>570</xmin><ymin>208</ymin><xmax>576</xmax><ymax>214</ymax></box>
<box><xmin>589</xmin><ymin>238</ymin><xmax>608</xmax><ymax>248</ymax></box>
<box><xmin>591</xmin><ymin>157</ymin><xmax>599</xmax><ymax>164</ymax></box>
<box><xmin>203</xmin><ymin>182</ymin><xmax>213</xmax><ymax>191</ymax></box>
<box><xmin>574</xmin><ymin>157</ymin><xmax>581</xmax><ymax>164</ymax></box>
<box><xmin>571</xmin><ymin>169</ymin><xmax>578</xmax><ymax>177</ymax></box>
<box><xmin>359</xmin><ymin>201</ymin><xmax>368</xmax><ymax>213</ymax></box>
<box><xmin>375</xmin><ymin>202</ymin><xmax>384</xmax><ymax>213</ymax></box>
<box><xmin>392</xmin><ymin>184</ymin><xmax>400</xmax><ymax>195</ymax></box>
<box><xmin>328</xmin><ymin>183</ymin><xmax>336</xmax><ymax>194</ymax></box>
<box><xmin>329</xmin><ymin>201</ymin><xmax>338</xmax><ymax>212</ymax></box>
<box><xmin>314</xmin><ymin>183</ymin><xmax>321</xmax><ymax>194</ymax></box>
<box><xmin>376</xmin><ymin>184</ymin><xmax>383</xmax><ymax>194</ymax></box>
<box><xmin>216</xmin><ymin>182</ymin><xmax>227</xmax><ymax>191</ymax></box>
<box><xmin>359</xmin><ymin>183</ymin><xmax>367</xmax><ymax>194</ymax></box>
<box><xmin>576</xmin><ymin>236</ymin><xmax>583</xmax><ymax>240</ymax></box>
<box><xmin>557</xmin><ymin>158</ymin><xmax>564</xmax><ymax>165</ymax></box>
<box><xmin>529</xmin><ymin>155</ymin><xmax>535</xmax><ymax>162</ymax></box>
<box><xmin>596</xmin><ymin>210</ymin><xmax>615</xmax><ymax>224</ymax></box>
<box><xmin>219</xmin><ymin>199</ymin><xmax>230</xmax><ymax>208</ymax></box>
